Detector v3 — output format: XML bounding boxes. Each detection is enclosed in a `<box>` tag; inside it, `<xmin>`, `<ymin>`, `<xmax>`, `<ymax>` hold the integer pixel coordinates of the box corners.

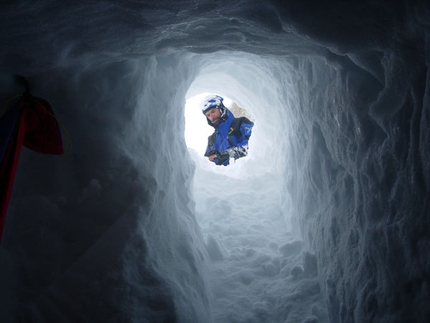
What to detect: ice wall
<box><xmin>0</xmin><ymin>1</ymin><xmax>429</xmax><ymax>323</ymax></box>
<box><xmin>0</xmin><ymin>55</ymin><xmax>213</xmax><ymax>322</ymax></box>
<box><xmin>280</xmin><ymin>7</ymin><xmax>430</xmax><ymax>321</ymax></box>
<box><xmin>285</xmin><ymin>53</ymin><xmax>430</xmax><ymax>322</ymax></box>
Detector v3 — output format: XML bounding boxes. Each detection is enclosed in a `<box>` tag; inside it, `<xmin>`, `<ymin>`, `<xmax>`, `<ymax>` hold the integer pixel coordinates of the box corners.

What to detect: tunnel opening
<box><xmin>180</xmin><ymin>53</ymin><xmax>329</xmax><ymax>322</ymax></box>
<box><xmin>184</xmin><ymin>92</ymin><xmax>254</xmax><ymax>174</ymax></box>
<box><xmin>184</xmin><ymin>92</ymin><xmax>235</xmax><ymax>162</ymax></box>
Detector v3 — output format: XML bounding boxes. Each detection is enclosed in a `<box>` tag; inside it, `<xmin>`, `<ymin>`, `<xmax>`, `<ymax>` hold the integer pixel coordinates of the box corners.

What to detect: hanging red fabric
<box><xmin>0</xmin><ymin>96</ymin><xmax>64</xmax><ymax>242</ymax></box>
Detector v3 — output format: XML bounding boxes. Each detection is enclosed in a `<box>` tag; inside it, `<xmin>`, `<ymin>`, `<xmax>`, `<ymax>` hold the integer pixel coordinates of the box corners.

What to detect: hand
<box><xmin>215</xmin><ymin>151</ymin><xmax>230</xmax><ymax>165</ymax></box>
<box><xmin>208</xmin><ymin>154</ymin><xmax>217</xmax><ymax>161</ymax></box>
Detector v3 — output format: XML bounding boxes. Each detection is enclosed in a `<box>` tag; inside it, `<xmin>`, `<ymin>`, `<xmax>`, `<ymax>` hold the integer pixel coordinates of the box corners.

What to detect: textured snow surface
<box><xmin>0</xmin><ymin>1</ymin><xmax>429</xmax><ymax>323</ymax></box>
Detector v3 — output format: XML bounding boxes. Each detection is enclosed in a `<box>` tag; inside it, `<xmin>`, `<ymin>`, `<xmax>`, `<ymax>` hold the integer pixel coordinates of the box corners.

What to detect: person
<box><xmin>202</xmin><ymin>94</ymin><xmax>254</xmax><ymax>166</ymax></box>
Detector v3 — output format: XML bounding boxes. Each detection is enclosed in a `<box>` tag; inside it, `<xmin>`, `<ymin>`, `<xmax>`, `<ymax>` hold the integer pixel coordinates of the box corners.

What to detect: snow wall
<box><xmin>0</xmin><ymin>1</ymin><xmax>429</xmax><ymax>323</ymax></box>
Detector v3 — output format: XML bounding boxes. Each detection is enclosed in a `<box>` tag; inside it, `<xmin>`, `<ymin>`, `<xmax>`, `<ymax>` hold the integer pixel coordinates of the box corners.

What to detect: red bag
<box><xmin>0</xmin><ymin>95</ymin><xmax>64</xmax><ymax>241</ymax></box>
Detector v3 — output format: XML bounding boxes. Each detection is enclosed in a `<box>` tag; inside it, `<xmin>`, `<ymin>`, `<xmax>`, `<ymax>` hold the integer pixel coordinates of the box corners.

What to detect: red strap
<box><xmin>0</xmin><ymin>109</ymin><xmax>27</xmax><ymax>241</ymax></box>
<box><xmin>0</xmin><ymin>97</ymin><xmax>64</xmax><ymax>242</ymax></box>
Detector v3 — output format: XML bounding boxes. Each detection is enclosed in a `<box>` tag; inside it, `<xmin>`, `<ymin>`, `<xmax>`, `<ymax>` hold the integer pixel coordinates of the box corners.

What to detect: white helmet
<box><xmin>201</xmin><ymin>94</ymin><xmax>224</xmax><ymax>113</ymax></box>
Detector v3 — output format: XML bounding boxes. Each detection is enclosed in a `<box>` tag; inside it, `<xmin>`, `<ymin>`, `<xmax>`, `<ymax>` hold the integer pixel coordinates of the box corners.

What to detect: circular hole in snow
<box><xmin>184</xmin><ymin>92</ymin><xmax>230</xmax><ymax>154</ymax></box>
<box><xmin>184</xmin><ymin>92</ymin><xmax>255</xmax><ymax>176</ymax></box>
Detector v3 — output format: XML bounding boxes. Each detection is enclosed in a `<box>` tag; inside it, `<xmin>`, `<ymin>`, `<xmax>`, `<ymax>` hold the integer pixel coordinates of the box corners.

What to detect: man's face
<box><xmin>205</xmin><ymin>107</ymin><xmax>221</xmax><ymax>125</ymax></box>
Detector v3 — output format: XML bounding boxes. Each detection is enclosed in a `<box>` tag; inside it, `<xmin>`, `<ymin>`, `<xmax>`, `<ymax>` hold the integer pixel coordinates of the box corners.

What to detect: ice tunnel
<box><xmin>0</xmin><ymin>1</ymin><xmax>429</xmax><ymax>323</ymax></box>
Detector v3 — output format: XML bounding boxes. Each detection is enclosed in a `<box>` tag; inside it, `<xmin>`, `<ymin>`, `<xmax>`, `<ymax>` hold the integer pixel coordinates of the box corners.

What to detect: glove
<box><xmin>215</xmin><ymin>151</ymin><xmax>230</xmax><ymax>165</ymax></box>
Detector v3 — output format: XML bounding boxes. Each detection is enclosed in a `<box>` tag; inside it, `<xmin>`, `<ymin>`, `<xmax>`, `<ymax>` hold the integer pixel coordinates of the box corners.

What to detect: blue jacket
<box><xmin>204</xmin><ymin>108</ymin><xmax>254</xmax><ymax>166</ymax></box>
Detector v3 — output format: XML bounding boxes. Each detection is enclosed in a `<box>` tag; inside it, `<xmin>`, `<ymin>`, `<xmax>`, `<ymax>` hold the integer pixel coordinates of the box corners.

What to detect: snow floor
<box><xmin>192</xmin><ymin>155</ymin><xmax>329</xmax><ymax>323</ymax></box>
